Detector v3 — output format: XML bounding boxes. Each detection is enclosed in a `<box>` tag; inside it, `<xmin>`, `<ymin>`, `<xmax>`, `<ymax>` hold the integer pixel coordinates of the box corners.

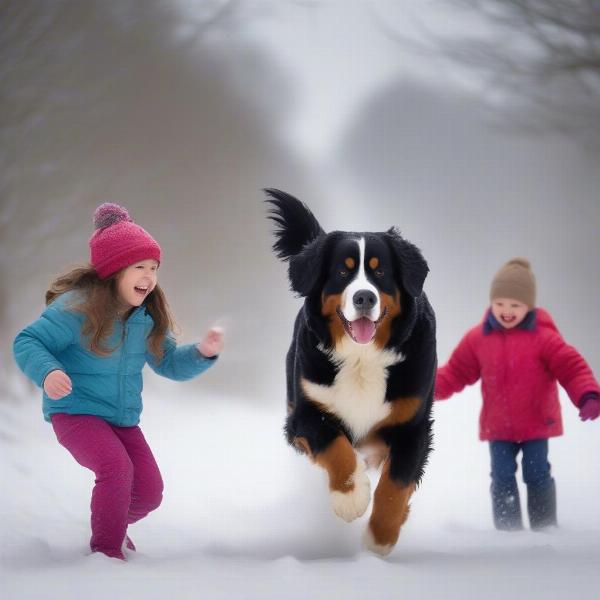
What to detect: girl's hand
<box><xmin>43</xmin><ymin>370</ymin><xmax>72</xmax><ymax>400</ymax></box>
<box><xmin>197</xmin><ymin>327</ymin><xmax>224</xmax><ymax>358</ymax></box>
<box><xmin>579</xmin><ymin>395</ymin><xmax>600</xmax><ymax>421</ymax></box>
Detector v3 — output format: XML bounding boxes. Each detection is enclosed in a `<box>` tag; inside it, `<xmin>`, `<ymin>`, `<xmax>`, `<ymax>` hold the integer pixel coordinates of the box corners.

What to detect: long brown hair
<box><xmin>45</xmin><ymin>264</ymin><xmax>175</xmax><ymax>361</ymax></box>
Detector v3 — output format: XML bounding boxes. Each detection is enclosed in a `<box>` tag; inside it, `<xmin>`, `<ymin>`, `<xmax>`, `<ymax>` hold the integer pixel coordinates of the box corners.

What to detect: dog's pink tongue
<box><xmin>352</xmin><ymin>317</ymin><xmax>376</xmax><ymax>344</ymax></box>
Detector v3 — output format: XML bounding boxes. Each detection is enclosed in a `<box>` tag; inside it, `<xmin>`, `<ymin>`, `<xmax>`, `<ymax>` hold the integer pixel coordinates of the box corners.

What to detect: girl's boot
<box><xmin>527</xmin><ymin>479</ymin><xmax>557</xmax><ymax>530</ymax></box>
<box><xmin>491</xmin><ymin>482</ymin><xmax>523</xmax><ymax>531</ymax></box>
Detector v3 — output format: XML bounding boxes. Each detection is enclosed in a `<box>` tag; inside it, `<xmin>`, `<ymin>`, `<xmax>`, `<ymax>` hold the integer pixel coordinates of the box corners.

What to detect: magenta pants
<box><xmin>52</xmin><ymin>413</ymin><xmax>164</xmax><ymax>559</ymax></box>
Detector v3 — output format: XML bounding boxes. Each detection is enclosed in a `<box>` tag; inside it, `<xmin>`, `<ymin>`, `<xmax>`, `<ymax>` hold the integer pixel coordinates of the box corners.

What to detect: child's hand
<box><xmin>197</xmin><ymin>327</ymin><xmax>224</xmax><ymax>358</ymax></box>
<box><xmin>43</xmin><ymin>370</ymin><xmax>72</xmax><ymax>400</ymax></box>
<box><xmin>579</xmin><ymin>395</ymin><xmax>600</xmax><ymax>421</ymax></box>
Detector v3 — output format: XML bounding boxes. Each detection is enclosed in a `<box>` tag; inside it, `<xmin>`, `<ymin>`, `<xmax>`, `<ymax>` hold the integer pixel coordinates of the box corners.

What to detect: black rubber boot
<box><xmin>527</xmin><ymin>478</ymin><xmax>557</xmax><ymax>530</ymax></box>
<box><xmin>491</xmin><ymin>482</ymin><xmax>523</xmax><ymax>531</ymax></box>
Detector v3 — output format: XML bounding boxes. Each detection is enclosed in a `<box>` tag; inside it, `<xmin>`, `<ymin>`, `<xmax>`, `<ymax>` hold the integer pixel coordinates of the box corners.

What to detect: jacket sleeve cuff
<box><xmin>178</xmin><ymin>343</ymin><xmax>218</xmax><ymax>377</ymax></box>
<box><xmin>579</xmin><ymin>391</ymin><xmax>600</xmax><ymax>407</ymax></box>
<box><xmin>196</xmin><ymin>347</ymin><xmax>219</xmax><ymax>362</ymax></box>
<box><xmin>38</xmin><ymin>363</ymin><xmax>66</xmax><ymax>388</ymax></box>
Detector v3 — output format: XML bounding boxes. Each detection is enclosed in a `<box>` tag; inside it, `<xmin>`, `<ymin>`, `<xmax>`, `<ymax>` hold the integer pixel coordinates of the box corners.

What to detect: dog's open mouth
<box><xmin>336</xmin><ymin>307</ymin><xmax>388</xmax><ymax>344</ymax></box>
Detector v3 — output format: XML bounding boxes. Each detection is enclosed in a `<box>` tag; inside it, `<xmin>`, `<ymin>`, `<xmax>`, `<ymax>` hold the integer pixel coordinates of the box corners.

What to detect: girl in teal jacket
<box><xmin>13</xmin><ymin>202</ymin><xmax>223</xmax><ymax>560</ymax></box>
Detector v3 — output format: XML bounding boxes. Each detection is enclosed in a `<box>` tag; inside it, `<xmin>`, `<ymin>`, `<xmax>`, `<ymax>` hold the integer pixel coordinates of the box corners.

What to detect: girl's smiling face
<box><xmin>491</xmin><ymin>297</ymin><xmax>529</xmax><ymax>329</ymax></box>
<box><xmin>116</xmin><ymin>259</ymin><xmax>159</xmax><ymax>309</ymax></box>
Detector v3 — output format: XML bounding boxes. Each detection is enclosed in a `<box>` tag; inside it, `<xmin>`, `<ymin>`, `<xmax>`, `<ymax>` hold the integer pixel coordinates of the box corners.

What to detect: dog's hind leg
<box><xmin>364</xmin><ymin>459</ymin><xmax>416</xmax><ymax>556</ymax></box>
<box><xmin>364</xmin><ymin>420</ymin><xmax>431</xmax><ymax>555</ymax></box>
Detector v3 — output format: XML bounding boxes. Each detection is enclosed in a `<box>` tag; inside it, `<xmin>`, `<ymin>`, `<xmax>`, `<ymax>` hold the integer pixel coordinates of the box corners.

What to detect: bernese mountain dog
<box><xmin>266</xmin><ymin>189</ymin><xmax>436</xmax><ymax>555</ymax></box>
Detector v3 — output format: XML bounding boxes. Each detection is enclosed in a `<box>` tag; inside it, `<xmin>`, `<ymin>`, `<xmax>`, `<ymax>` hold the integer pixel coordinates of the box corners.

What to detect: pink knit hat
<box><xmin>89</xmin><ymin>203</ymin><xmax>161</xmax><ymax>279</ymax></box>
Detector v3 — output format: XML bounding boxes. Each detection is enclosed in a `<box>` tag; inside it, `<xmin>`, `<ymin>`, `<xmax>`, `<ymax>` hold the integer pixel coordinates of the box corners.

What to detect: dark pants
<box><xmin>490</xmin><ymin>439</ymin><xmax>552</xmax><ymax>487</ymax></box>
<box><xmin>489</xmin><ymin>439</ymin><xmax>556</xmax><ymax>530</ymax></box>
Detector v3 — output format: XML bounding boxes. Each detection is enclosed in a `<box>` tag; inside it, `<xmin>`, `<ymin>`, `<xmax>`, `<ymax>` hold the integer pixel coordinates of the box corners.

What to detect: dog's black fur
<box><xmin>266</xmin><ymin>188</ymin><xmax>436</xmax><ymax>553</ymax></box>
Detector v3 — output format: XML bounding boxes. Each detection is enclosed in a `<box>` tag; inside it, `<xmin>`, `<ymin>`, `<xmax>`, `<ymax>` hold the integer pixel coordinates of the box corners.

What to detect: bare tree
<box><xmin>0</xmin><ymin>0</ymin><xmax>307</xmax><ymax>402</ymax></box>
<box><xmin>0</xmin><ymin>1</ymin><xmax>240</xmax><ymax>389</ymax></box>
<box><xmin>373</xmin><ymin>1</ymin><xmax>600</xmax><ymax>144</ymax></box>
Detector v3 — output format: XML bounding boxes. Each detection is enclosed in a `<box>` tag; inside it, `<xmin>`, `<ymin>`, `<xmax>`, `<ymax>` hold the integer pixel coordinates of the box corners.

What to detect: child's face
<box><xmin>491</xmin><ymin>298</ymin><xmax>529</xmax><ymax>329</ymax></box>
<box><xmin>116</xmin><ymin>259</ymin><xmax>159</xmax><ymax>309</ymax></box>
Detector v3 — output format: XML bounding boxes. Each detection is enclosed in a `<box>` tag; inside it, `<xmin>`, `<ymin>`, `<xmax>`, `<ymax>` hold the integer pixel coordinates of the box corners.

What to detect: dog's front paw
<box><xmin>330</xmin><ymin>463</ymin><xmax>371</xmax><ymax>522</ymax></box>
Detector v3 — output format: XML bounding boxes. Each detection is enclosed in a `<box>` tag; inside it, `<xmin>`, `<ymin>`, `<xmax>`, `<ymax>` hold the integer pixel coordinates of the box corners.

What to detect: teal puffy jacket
<box><xmin>13</xmin><ymin>291</ymin><xmax>216</xmax><ymax>426</ymax></box>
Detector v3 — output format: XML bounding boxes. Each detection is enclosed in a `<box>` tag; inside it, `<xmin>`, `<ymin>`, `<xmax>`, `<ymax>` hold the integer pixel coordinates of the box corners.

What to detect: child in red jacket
<box><xmin>436</xmin><ymin>258</ymin><xmax>600</xmax><ymax>530</ymax></box>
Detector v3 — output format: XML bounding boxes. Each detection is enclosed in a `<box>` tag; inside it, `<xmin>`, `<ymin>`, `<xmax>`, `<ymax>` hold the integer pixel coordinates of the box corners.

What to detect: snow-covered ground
<box><xmin>2</xmin><ymin>373</ymin><xmax>599</xmax><ymax>600</ymax></box>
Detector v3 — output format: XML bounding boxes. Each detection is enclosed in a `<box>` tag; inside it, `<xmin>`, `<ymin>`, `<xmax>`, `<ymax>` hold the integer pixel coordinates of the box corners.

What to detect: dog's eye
<box><xmin>339</xmin><ymin>269</ymin><xmax>349</xmax><ymax>278</ymax></box>
<box><xmin>374</xmin><ymin>269</ymin><xmax>384</xmax><ymax>277</ymax></box>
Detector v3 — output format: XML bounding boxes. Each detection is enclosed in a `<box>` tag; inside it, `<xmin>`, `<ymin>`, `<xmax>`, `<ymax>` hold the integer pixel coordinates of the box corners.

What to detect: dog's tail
<box><xmin>265</xmin><ymin>188</ymin><xmax>325</xmax><ymax>261</ymax></box>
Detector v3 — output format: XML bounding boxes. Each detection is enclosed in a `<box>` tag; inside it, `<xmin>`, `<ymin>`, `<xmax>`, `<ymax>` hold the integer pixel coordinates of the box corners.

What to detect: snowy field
<box><xmin>2</xmin><ymin>374</ymin><xmax>599</xmax><ymax>600</ymax></box>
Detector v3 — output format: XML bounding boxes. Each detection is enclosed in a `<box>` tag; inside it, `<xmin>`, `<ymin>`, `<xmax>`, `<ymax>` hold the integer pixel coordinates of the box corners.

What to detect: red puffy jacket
<box><xmin>435</xmin><ymin>308</ymin><xmax>600</xmax><ymax>442</ymax></box>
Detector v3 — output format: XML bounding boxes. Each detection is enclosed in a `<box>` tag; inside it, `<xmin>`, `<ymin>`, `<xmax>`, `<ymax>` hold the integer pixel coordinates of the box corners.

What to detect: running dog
<box><xmin>266</xmin><ymin>189</ymin><xmax>436</xmax><ymax>555</ymax></box>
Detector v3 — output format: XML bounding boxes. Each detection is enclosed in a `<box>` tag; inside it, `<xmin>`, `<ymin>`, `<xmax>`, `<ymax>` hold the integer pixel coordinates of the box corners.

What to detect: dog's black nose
<box><xmin>353</xmin><ymin>290</ymin><xmax>377</xmax><ymax>311</ymax></box>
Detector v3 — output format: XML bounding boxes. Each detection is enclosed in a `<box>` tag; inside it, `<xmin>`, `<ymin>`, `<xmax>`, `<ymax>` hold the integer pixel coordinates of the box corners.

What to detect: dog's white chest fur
<box><xmin>302</xmin><ymin>339</ymin><xmax>405</xmax><ymax>441</ymax></box>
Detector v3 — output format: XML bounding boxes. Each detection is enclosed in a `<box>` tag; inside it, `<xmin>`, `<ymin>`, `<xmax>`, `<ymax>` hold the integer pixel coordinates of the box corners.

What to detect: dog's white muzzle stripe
<box><xmin>341</xmin><ymin>237</ymin><xmax>381</xmax><ymax>322</ymax></box>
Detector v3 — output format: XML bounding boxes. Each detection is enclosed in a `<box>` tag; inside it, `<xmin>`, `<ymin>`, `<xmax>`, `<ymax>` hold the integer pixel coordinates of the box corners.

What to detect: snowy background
<box><xmin>1</xmin><ymin>1</ymin><xmax>599</xmax><ymax>598</ymax></box>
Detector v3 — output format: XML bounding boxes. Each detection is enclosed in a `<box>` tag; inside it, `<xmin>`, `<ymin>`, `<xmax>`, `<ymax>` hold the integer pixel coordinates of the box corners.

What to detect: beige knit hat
<box><xmin>490</xmin><ymin>258</ymin><xmax>536</xmax><ymax>309</ymax></box>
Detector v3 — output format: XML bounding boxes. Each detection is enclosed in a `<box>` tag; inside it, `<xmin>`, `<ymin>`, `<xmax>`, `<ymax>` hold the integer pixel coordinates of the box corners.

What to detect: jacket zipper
<box><xmin>117</xmin><ymin>321</ymin><xmax>128</xmax><ymax>425</ymax></box>
<box><xmin>501</xmin><ymin>331</ymin><xmax>515</xmax><ymax>440</ymax></box>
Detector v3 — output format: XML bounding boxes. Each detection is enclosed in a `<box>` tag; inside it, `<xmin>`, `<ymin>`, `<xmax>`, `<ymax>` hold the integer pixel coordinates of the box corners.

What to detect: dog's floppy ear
<box><xmin>385</xmin><ymin>227</ymin><xmax>429</xmax><ymax>297</ymax></box>
<box><xmin>288</xmin><ymin>235</ymin><xmax>327</xmax><ymax>297</ymax></box>
<box><xmin>265</xmin><ymin>188</ymin><xmax>325</xmax><ymax>261</ymax></box>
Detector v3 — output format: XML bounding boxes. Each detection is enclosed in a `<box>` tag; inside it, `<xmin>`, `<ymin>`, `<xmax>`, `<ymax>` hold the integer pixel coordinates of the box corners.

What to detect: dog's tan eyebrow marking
<box><xmin>345</xmin><ymin>257</ymin><xmax>355</xmax><ymax>269</ymax></box>
<box><xmin>369</xmin><ymin>257</ymin><xmax>379</xmax><ymax>270</ymax></box>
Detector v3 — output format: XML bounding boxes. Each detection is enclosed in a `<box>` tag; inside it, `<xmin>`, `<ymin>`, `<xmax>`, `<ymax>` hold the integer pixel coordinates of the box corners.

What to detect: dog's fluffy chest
<box><xmin>302</xmin><ymin>339</ymin><xmax>405</xmax><ymax>441</ymax></box>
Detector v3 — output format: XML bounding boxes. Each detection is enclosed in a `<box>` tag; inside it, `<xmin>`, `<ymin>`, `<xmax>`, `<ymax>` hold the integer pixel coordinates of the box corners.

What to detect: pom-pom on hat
<box><xmin>490</xmin><ymin>257</ymin><xmax>536</xmax><ymax>309</ymax></box>
<box><xmin>89</xmin><ymin>203</ymin><xmax>161</xmax><ymax>279</ymax></box>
